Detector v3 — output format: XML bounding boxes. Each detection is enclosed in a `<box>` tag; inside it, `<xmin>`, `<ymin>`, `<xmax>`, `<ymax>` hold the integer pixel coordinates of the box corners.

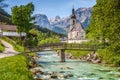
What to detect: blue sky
<box><xmin>4</xmin><ymin>0</ymin><xmax>96</xmax><ymax>18</ymax></box>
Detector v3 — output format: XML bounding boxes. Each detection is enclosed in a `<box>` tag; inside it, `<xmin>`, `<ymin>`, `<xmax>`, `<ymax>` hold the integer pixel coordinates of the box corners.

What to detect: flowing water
<box><xmin>36</xmin><ymin>51</ymin><xmax>120</xmax><ymax>80</ymax></box>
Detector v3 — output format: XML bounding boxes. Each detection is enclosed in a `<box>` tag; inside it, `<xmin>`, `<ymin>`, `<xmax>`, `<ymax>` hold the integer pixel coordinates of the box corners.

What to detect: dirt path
<box><xmin>0</xmin><ymin>40</ymin><xmax>19</xmax><ymax>58</ymax></box>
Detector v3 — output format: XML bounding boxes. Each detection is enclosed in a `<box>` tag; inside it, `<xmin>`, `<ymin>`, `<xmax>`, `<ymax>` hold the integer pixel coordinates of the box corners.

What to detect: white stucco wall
<box><xmin>68</xmin><ymin>31</ymin><xmax>85</xmax><ymax>40</ymax></box>
<box><xmin>68</xmin><ymin>39</ymin><xmax>90</xmax><ymax>43</ymax></box>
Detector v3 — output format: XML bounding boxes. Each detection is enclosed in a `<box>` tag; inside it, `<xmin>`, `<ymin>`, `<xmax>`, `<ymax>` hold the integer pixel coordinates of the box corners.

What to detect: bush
<box><xmin>98</xmin><ymin>48</ymin><xmax>120</xmax><ymax>66</ymax></box>
<box><xmin>38</xmin><ymin>37</ymin><xmax>60</xmax><ymax>45</ymax></box>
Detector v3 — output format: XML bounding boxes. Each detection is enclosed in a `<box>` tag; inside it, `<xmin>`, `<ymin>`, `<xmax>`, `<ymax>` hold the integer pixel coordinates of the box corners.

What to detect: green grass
<box><xmin>0</xmin><ymin>40</ymin><xmax>5</xmax><ymax>52</ymax></box>
<box><xmin>66</xmin><ymin>50</ymin><xmax>91</xmax><ymax>57</ymax></box>
<box><xmin>0</xmin><ymin>45</ymin><xmax>5</xmax><ymax>52</ymax></box>
<box><xmin>0</xmin><ymin>54</ymin><xmax>33</xmax><ymax>80</ymax></box>
<box><xmin>0</xmin><ymin>44</ymin><xmax>5</xmax><ymax>52</ymax></box>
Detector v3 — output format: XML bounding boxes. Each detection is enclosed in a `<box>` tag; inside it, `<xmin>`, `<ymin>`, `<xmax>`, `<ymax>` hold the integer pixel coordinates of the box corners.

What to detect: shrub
<box><xmin>98</xmin><ymin>48</ymin><xmax>120</xmax><ymax>66</ymax></box>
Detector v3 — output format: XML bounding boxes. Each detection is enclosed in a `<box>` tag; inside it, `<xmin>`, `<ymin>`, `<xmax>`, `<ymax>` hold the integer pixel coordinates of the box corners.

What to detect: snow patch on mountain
<box><xmin>33</xmin><ymin>7</ymin><xmax>92</xmax><ymax>34</ymax></box>
<box><xmin>33</xmin><ymin>14</ymin><xmax>51</xmax><ymax>29</ymax></box>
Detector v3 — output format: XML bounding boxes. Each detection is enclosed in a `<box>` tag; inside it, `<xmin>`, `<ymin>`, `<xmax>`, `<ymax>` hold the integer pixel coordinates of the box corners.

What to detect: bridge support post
<box><xmin>60</xmin><ymin>49</ymin><xmax>65</xmax><ymax>62</ymax></box>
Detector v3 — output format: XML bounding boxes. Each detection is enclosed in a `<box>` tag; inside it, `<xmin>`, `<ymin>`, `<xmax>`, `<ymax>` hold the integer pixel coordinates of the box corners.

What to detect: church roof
<box><xmin>70</xmin><ymin>14</ymin><xmax>76</xmax><ymax>19</ymax></box>
<box><xmin>69</xmin><ymin>25</ymin><xmax>76</xmax><ymax>32</ymax></box>
<box><xmin>69</xmin><ymin>22</ymin><xmax>84</xmax><ymax>32</ymax></box>
<box><xmin>76</xmin><ymin>22</ymin><xmax>84</xmax><ymax>30</ymax></box>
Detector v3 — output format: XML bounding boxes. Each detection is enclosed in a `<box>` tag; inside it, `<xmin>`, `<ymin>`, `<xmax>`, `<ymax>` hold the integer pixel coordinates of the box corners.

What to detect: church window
<box><xmin>77</xmin><ymin>32</ymin><xmax>79</xmax><ymax>36</ymax></box>
<box><xmin>73</xmin><ymin>20</ymin><xmax>75</xmax><ymax>25</ymax></box>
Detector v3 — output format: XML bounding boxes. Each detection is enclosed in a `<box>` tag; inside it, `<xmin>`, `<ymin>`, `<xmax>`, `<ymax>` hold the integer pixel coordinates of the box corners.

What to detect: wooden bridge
<box><xmin>26</xmin><ymin>43</ymin><xmax>99</xmax><ymax>62</ymax></box>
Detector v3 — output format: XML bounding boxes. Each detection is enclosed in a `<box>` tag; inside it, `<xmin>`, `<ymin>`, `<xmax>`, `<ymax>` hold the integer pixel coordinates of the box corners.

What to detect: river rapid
<box><xmin>36</xmin><ymin>51</ymin><xmax>120</xmax><ymax>80</ymax></box>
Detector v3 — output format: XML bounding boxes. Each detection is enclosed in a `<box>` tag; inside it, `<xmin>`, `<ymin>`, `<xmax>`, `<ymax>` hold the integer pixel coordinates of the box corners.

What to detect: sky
<box><xmin>4</xmin><ymin>0</ymin><xmax>96</xmax><ymax>18</ymax></box>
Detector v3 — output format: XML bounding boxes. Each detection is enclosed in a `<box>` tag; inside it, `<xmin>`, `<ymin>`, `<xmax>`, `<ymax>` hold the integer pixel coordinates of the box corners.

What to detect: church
<box><xmin>68</xmin><ymin>8</ymin><xmax>86</xmax><ymax>43</ymax></box>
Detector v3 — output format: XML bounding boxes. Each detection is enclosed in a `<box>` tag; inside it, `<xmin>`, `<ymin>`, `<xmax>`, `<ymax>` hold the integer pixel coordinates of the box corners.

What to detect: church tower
<box><xmin>70</xmin><ymin>8</ymin><xmax>76</xmax><ymax>28</ymax></box>
<box><xmin>68</xmin><ymin>7</ymin><xmax>86</xmax><ymax>43</ymax></box>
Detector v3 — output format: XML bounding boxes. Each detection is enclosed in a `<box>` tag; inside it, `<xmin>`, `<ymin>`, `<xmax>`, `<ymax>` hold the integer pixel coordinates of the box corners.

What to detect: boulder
<box><xmin>51</xmin><ymin>75</ymin><xmax>57</xmax><ymax>79</ymax></box>
<box><xmin>67</xmin><ymin>74</ymin><xmax>73</xmax><ymax>77</ymax></box>
<box><xmin>30</xmin><ymin>68</ymin><xmax>43</xmax><ymax>75</ymax></box>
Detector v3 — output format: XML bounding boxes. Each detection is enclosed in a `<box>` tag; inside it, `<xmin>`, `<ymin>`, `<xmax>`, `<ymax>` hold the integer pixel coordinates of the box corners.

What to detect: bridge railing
<box><xmin>26</xmin><ymin>43</ymin><xmax>99</xmax><ymax>52</ymax></box>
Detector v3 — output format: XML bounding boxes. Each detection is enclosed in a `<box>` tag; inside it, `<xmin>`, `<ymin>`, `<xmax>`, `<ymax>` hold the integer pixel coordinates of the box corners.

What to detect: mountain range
<box><xmin>33</xmin><ymin>7</ymin><xmax>92</xmax><ymax>34</ymax></box>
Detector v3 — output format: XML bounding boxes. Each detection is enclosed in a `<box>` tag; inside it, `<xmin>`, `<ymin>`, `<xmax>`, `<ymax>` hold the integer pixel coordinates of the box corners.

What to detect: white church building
<box><xmin>68</xmin><ymin>8</ymin><xmax>87</xmax><ymax>43</ymax></box>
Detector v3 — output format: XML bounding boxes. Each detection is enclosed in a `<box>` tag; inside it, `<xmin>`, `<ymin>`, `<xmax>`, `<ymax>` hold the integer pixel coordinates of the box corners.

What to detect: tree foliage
<box><xmin>27</xmin><ymin>28</ymin><xmax>60</xmax><ymax>46</ymax></box>
<box><xmin>87</xmin><ymin>0</ymin><xmax>120</xmax><ymax>47</ymax></box>
<box><xmin>87</xmin><ymin>0</ymin><xmax>120</xmax><ymax>65</ymax></box>
<box><xmin>11</xmin><ymin>2</ymin><xmax>34</xmax><ymax>33</ymax></box>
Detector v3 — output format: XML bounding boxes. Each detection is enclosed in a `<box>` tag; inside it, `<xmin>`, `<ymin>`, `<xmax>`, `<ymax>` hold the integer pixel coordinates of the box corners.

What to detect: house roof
<box><xmin>0</xmin><ymin>25</ymin><xmax>17</xmax><ymax>31</ymax></box>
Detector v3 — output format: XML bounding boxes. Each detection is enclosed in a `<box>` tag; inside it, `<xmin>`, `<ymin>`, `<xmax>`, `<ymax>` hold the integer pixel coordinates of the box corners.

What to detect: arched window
<box><xmin>73</xmin><ymin>20</ymin><xmax>75</xmax><ymax>25</ymax></box>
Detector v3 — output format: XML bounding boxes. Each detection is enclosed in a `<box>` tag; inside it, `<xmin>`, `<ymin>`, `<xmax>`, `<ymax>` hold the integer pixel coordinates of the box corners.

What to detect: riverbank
<box><xmin>65</xmin><ymin>49</ymin><xmax>120</xmax><ymax>67</ymax></box>
<box><xmin>65</xmin><ymin>50</ymin><xmax>101</xmax><ymax>64</ymax></box>
<box><xmin>0</xmin><ymin>54</ymin><xmax>33</xmax><ymax>80</ymax></box>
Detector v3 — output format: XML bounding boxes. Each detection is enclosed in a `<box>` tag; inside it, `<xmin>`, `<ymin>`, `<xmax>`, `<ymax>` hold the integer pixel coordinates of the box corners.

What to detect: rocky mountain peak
<box><xmin>33</xmin><ymin>14</ymin><xmax>51</xmax><ymax>29</ymax></box>
<box><xmin>55</xmin><ymin>16</ymin><xmax>61</xmax><ymax>20</ymax></box>
<box><xmin>33</xmin><ymin>7</ymin><xmax>92</xmax><ymax>34</ymax></box>
<box><xmin>49</xmin><ymin>16</ymin><xmax>62</xmax><ymax>24</ymax></box>
<box><xmin>49</xmin><ymin>7</ymin><xmax>92</xmax><ymax>29</ymax></box>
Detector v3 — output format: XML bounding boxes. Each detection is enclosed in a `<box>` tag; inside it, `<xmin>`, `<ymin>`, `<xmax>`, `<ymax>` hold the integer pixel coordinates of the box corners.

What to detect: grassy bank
<box><xmin>0</xmin><ymin>54</ymin><xmax>33</xmax><ymax>80</ymax></box>
<box><xmin>66</xmin><ymin>50</ymin><xmax>91</xmax><ymax>57</ymax></box>
<box><xmin>0</xmin><ymin>37</ymin><xmax>36</xmax><ymax>80</ymax></box>
<box><xmin>0</xmin><ymin>44</ymin><xmax>4</xmax><ymax>52</ymax></box>
<box><xmin>0</xmin><ymin>39</ymin><xmax>5</xmax><ymax>52</ymax></box>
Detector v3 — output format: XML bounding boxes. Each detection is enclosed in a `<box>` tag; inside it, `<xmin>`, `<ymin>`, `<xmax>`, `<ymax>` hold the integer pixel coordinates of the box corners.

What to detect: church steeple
<box><xmin>72</xmin><ymin>7</ymin><xmax>75</xmax><ymax>15</ymax></box>
<box><xmin>71</xmin><ymin>7</ymin><xmax>76</xmax><ymax>19</ymax></box>
<box><xmin>70</xmin><ymin>7</ymin><xmax>76</xmax><ymax>28</ymax></box>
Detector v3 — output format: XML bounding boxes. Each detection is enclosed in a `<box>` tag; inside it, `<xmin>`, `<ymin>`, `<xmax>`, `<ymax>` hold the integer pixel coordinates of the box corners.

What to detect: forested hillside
<box><xmin>27</xmin><ymin>26</ymin><xmax>65</xmax><ymax>46</ymax></box>
<box><xmin>35</xmin><ymin>26</ymin><xmax>66</xmax><ymax>36</ymax></box>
